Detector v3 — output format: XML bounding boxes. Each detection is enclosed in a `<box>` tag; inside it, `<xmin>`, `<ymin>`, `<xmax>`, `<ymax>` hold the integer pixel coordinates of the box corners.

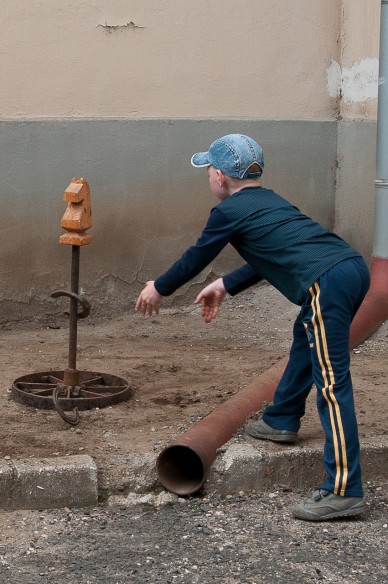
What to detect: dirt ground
<box><xmin>0</xmin><ymin>283</ymin><xmax>387</xmax><ymax>467</ymax></box>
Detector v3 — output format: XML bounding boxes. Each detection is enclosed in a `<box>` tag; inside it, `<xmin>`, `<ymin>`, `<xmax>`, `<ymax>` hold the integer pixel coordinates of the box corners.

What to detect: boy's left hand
<box><xmin>135</xmin><ymin>281</ymin><xmax>164</xmax><ymax>316</ymax></box>
<box><xmin>194</xmin><ymin>278</ymin><xmax>226</xmax><ymax>323</ymax></box>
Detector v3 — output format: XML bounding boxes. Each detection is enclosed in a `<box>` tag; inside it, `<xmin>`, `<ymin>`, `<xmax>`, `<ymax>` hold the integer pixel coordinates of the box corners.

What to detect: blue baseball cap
<box><xmin>191</xmin><ymin>134</ymin><xmax>264</xmax><ymax>179</ymax></box>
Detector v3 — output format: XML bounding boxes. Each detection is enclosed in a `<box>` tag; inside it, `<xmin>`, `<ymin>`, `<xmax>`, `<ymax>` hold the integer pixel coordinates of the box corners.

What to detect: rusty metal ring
<box><xmin>52</xmin><ymin>386</ymin><xmax>80</xmax><ymax>426</ymax></box>
<box><xmin>51</xmin><ymin>290</ymin><xmax>91</xmax><ymax>319</ymax></box>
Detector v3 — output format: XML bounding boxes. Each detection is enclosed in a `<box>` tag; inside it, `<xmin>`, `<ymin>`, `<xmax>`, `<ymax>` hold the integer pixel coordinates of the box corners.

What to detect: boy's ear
<box><xmin>217</xmin><ymin>169</ymin><xmax>227</xmax><ymax>186</ymax></box>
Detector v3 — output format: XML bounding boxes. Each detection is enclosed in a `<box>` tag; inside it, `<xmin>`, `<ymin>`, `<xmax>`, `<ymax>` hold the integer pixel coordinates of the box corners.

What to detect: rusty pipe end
<box><xmin>156</xmin><ymin>444</ymin><xmax>207</xmax><ymax>496</ymax></box>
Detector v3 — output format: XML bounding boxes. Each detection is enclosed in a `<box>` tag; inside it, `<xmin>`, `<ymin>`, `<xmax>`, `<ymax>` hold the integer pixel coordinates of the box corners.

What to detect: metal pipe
<box><xmin>157</xmin><ymin>4</ymin><xmax>388</xmax><ymax>496</ymax></box>
<box><xmin>157</xmin><ymin>357</ymin><xmax>287</xmax><ymax>495</ymax></box>
<box><xmin>351</xmin><ymin>1</ymin><xmax>388</xmax><ymax>345</ymax></box>
<box><xmin>349</xmin><ymin>257</ymin><xmax>388</xmax><ymax>347</ymax></box>
<box><xmin>374</xmin><ymin>0</ymin><xmax>388</xmax><ymax>257</ymax></box>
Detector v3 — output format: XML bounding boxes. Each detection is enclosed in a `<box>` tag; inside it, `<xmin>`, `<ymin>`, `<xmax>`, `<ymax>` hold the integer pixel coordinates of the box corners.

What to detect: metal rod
<box><xmin>68</xmin><ymin>245</ymin><xmax>80</xmax><ymax>371</ymax></box>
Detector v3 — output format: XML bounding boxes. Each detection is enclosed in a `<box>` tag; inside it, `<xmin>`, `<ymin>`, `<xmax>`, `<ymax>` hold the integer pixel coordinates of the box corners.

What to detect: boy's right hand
<box><xmin>135</xmin><ymin>281</ymin><xmax>164</xmax><ymax>316</ymax></box>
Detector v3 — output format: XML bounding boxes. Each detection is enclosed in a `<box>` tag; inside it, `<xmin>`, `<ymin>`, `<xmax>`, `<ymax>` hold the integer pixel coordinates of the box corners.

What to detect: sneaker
<box><xmin>244</xmin><ymin>417</ymin><xmax>298</xmax><ymax>443</ymax></box>
<box><xmin>293</xmin><ymin>489</ymin><xmax>367</xmax><ymax>521</ymax></box>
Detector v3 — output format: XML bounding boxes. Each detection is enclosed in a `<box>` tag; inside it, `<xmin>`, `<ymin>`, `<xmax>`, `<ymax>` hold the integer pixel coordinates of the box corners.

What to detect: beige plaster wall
<box><xmin>1</xmin><ymin>1</ymin><xmax>380</xmax><ymax>120</ymax></box>
<box><xmin>1</xmin><ymin>0</ymin><xmax>343</xmax><ymax>120</ymax></box>
<box><xmin>331</xmin><ymin>2</ymin><xmax>380</xmax><ymax>258</ymax></box>
<box><xmin>0</xmin><ymin>1</ymin><xmax>382</xmax><ymax>319</ymax></box>
<box><xmin>338</xmin><ymin>0</ymin><xmax>380</xmax><ymax>119</ymax></box>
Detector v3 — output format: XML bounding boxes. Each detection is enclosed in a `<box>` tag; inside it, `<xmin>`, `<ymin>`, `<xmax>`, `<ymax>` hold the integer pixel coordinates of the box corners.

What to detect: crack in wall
<box><xmin>101</xmin><ymin>273</ymin><xmax>143</xmax><ymax>286</ymax></box>
<box><xmin>97</xmin><ymin>21</ymin><xmax>145</xmax><ymax>34</ymax></box>
<box><xmin>100</xmin><ymin>269</ymin><xmax>219</xmax><ymax>300</ymax></box>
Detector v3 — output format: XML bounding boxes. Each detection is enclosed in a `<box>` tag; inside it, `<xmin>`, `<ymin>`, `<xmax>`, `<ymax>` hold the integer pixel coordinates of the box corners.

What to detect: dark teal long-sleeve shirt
<box><xmin>154</xmin><ymin>187</ymin><xmax>361</xmax><ymax>306</ymax></box>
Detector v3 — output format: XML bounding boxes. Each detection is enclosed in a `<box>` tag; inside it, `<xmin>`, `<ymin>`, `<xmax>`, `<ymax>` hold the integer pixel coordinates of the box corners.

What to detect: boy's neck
<box><xmin>228</xmin><ymin>179</ymin><xmax>261</xmax><ymax>196</ymax></box>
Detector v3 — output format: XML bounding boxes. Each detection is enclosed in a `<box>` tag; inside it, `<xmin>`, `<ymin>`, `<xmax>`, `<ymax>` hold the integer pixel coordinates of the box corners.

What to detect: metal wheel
<box><xmin>12</xmin><ymin>370</ymin><xmax>132</xmax><ymax>412</ymax></box>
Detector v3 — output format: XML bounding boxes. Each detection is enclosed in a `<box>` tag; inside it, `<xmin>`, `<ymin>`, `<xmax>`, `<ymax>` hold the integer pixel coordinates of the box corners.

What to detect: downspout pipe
<box><xmin>350</xmin><ymin>0</ymin><xmax>388</xmax><ymax>346</ymax></box>
<box><xmin>157</xmin><ymin>3</ymin><xmax>388</xmax><ymax>496</ymax></box>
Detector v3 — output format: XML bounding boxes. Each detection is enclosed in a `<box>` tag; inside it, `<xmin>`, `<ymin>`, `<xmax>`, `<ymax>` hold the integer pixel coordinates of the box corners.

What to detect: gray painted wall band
<box><xmin>0</xmin><ymin>118</ymin><xmax>374</xmax><ymax>320</ymax></box>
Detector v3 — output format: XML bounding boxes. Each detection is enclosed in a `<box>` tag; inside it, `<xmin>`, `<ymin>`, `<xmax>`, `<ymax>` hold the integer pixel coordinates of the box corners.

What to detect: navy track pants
<box><xmin>262</xmin><ymin>256</ymin><xmax>370</xmax><ymax>497</ymax></box>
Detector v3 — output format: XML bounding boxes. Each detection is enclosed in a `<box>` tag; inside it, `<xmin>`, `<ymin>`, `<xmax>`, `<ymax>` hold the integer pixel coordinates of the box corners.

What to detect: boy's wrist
<box><xmin>153</xmin><ymin>280</ymin><xmax>164</xmax><ymax>296</ymax></box>
<box><xmin>217</xmin><ymin>277</ymin><xmax>226</xmax><ymax>292</ymax></box>
<box><xmin>221</xmin><ymin>276</ymin><xmax>232</xmax><ymax>295</ymax></box>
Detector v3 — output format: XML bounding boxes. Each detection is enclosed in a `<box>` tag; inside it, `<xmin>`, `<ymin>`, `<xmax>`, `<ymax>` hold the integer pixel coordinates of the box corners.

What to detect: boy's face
<box><xmin>207</xmin><ymin>166</ymin><xmax>229</xmax><ymax>201</ymax></box>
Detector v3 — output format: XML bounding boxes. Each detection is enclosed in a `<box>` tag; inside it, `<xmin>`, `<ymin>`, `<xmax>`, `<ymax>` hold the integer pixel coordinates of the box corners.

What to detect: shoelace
<box><xmin>313</xmin><ymin>488</ymin><xmax>331</xmax><ymax>501</ymax></box>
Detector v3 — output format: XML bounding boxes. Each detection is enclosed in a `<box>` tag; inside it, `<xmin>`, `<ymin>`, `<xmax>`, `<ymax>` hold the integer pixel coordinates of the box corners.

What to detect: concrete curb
<box><xmin>1</xmin><ymin>440</ymin><xmax>387</xmax><ymax>511</ymax></box>
<box><xmin>100</xmin><ymin>437</ymin><xmax>388</xmax><ymax>506</ymax></box>
<box><xmin>0</xmin><ymin>454</ymin><xmax>98</xmax><ymax>511</ymax></box>
<box><xmin>207</xmin><ymin>440</ymin><xmax>388</xmax><ymax>495</ymax></box>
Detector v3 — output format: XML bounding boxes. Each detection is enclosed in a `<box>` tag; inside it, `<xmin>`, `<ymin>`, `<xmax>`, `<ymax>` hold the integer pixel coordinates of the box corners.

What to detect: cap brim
<box><xmin>191</xmin><ymin>152</ymin><xmax>211</xmax><ymax>168</ymax></box>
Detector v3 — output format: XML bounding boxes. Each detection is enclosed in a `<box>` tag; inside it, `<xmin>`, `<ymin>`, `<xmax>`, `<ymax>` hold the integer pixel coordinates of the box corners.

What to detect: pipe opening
<box><xmin>156</xmin><ymin>445</ymin><xmax>205</xmax><ymax>496</ymax></box>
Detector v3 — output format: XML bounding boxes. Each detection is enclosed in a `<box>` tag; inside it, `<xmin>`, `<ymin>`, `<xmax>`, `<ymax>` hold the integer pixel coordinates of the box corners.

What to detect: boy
<box><xmin>135</xmin><ymin>134</ymin><xmax>370</xmax><ymax>521</ymax></box>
